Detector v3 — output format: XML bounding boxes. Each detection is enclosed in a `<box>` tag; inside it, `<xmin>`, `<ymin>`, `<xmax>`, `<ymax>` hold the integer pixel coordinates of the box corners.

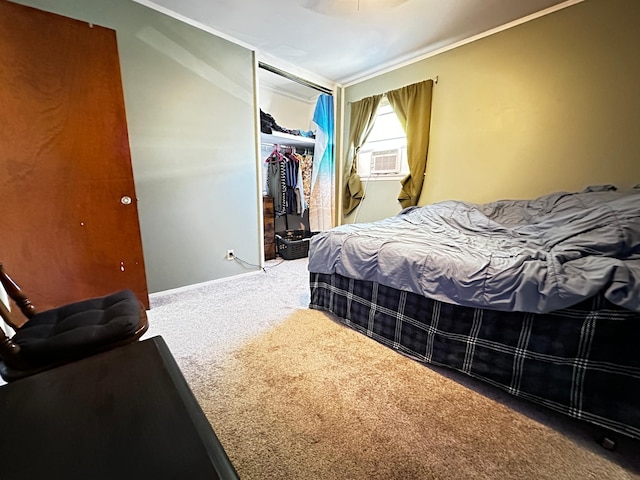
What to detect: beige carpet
<box><xmin>180</xmin><ymin>308</ymin><xmax>639</xmax><ymax>480</ymax></box>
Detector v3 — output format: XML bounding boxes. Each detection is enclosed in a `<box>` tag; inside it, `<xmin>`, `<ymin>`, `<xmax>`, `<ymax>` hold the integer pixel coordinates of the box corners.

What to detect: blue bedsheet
<box><xmin>308</xmin><ymin>186</ymin><xmax>640</xmax><ymax>313</ymax></box>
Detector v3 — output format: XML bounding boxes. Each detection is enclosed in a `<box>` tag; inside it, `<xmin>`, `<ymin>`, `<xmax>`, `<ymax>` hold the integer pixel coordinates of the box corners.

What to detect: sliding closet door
<box><xmin>0</xmin><ymin>2</ymin><xmax>149</xmax><ymax>309</ymax></box>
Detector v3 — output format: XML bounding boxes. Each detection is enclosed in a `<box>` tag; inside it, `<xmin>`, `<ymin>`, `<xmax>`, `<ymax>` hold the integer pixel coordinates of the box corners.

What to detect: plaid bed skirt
<box><xmin>309</xmin><ymin>272</ymin><xmax>640</xmax><ymax>439</ymax></box>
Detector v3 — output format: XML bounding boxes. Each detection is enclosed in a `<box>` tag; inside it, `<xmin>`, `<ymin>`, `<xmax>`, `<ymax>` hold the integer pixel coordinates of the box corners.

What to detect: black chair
<box><xmin>0</xmin><ymin>262</ymin><xmax>148</xmax><ymax>382</ymax></box>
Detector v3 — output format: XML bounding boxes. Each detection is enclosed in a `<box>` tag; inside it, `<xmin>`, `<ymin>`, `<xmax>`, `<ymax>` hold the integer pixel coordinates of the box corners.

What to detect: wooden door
<box><xmin>0</xmin><ymin>2</ymin><xmax>149</xmax><ymax>309</ymax></box>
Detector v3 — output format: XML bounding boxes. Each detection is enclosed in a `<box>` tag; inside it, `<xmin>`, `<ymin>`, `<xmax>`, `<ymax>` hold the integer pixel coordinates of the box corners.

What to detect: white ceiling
<box><xmin>134</xmin><ymin>0</ymin><xmax>575</xmax><ymax>88</ymax></box>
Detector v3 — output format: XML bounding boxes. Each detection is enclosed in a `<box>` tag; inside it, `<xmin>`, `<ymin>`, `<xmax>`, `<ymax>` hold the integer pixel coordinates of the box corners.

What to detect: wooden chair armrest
<box><xmin>0</xmin><ymin>263</ymin><xmax>38</xmax><ymax>324</ymax></box>
<box><xmin>0</xmin><ymin>320</ymin><xmax>27</xmax><ymax>370</ymax></box>
<box><xmin>0</xmin><ymin>293</ymin><xmax>22</xmax><ymax>332</ymax></box>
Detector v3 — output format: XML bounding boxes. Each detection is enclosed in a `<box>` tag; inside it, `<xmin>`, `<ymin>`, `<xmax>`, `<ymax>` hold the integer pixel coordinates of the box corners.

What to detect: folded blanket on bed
<box><xmin>308</xmin><ymin>185</ymin><xmax>640</xmax><ymax>313</ymax></box>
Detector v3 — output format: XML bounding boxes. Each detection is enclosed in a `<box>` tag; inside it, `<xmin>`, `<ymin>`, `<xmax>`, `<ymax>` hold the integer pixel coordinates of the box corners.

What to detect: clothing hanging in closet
<box><xmin>265</xmin><ymin>145</ymin><xmax>312</xmax><ymax>218</ymax></box>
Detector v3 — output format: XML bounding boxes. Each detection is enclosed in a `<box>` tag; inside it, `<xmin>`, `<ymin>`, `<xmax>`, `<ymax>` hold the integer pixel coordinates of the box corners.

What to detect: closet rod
<box><xmin>261</xmin><ymin>142</ymin><xmax>309</xmax><ymax>151</ymax></box>
<box><xmin>259</xmin><ymin>62</ymin><xmax>333</xmax><ymax>96</ymax></box>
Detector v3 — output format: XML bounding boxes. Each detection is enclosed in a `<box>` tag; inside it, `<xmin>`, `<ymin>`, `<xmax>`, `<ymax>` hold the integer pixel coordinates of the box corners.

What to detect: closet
<box><xmin>258</xmin><ymin>65</ymin><xmax>327</xmax><ymax>260</ymax></box>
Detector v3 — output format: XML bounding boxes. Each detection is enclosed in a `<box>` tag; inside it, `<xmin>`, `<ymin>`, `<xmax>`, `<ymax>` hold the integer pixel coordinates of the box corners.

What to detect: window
<box><xmin>356</xmin><ymin>100</ymin><xmax>408</xmax><ymax>179</ymax></box>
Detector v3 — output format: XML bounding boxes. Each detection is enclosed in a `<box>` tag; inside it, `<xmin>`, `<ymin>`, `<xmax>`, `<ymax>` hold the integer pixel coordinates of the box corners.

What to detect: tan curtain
<box><xmin>343</xmin><ymin>94</ymin><xmax>383</xmax><ymax>216</ymax></box>
<box><xmin>386</xmin><ymin>79</ymin><xmax>433</xmax><ymax>208</ymax></box>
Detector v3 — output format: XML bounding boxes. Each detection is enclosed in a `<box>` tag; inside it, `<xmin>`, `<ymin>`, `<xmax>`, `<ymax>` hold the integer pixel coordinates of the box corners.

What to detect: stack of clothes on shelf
<box><xmin>260</xmin><ymin>110</ymin><xmax>314</xmax><ymax>139</ymax></box>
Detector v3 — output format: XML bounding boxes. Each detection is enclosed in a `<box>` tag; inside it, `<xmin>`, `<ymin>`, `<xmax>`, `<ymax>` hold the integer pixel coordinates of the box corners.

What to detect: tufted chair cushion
<box><xmin>12</xmin><ymin>289</ymin><xmax>143</xmax><ymax>366</ymax></box>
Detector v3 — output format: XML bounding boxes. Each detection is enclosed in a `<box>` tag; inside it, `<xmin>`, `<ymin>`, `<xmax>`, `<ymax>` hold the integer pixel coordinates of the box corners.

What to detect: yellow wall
<box><xmin>343</xmin><ymin>0</ymin><xmax>640</xmax><ymax>211</ymax></box>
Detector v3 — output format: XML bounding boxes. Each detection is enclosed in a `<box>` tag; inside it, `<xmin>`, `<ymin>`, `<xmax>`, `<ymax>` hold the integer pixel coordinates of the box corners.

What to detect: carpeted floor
<box><xmin>144</xmin><ymin>258</ymin><xmax>640</xmax><ymax>479</ymax></box>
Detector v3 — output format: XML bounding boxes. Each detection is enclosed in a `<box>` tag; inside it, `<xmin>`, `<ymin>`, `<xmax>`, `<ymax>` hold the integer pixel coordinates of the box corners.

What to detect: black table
<box><xmin>0</xmin><ymin>336</ymin><xmax>239</xmax><ymax>480</ymax></box>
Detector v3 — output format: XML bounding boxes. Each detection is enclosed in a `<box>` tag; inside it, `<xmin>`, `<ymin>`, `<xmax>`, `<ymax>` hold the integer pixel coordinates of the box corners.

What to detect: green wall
<box><xmin>10</xmin><ymin>0</ymin><xmax>259</xmax><ymax>293</ymax></box>
<box><xmin>342</xmin><ymin>0</ymin><xmax>640</xmax><ymax>223</ymax></box>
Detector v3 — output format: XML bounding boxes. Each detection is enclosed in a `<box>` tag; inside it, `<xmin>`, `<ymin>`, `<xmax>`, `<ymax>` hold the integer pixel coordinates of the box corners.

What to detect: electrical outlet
<box><xmin>225</xmin><ymin>249</ymin><xmax>234</xmax><ymax>261</ymax></box>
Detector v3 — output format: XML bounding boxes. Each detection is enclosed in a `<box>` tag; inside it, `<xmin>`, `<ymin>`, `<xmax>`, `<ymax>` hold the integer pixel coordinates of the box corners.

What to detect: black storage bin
<box><xmin>275</xmin><ymin>230</ymin><xmax>313</xmax><ymax>260</ymax></box>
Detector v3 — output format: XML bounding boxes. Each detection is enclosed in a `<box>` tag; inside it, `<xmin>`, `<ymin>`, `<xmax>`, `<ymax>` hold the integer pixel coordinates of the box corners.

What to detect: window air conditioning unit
<box><xmin>370</xmin><ymin>149</ymin><xmax>401</xmax><ymax>175</ymax></box>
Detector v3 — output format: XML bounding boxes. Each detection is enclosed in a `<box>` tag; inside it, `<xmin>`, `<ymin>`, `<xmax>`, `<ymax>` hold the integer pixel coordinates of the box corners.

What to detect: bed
<box><xmin>308</xmin><ymin>185</ymin><xmax>640</xmax><ymax>439</ymax></box>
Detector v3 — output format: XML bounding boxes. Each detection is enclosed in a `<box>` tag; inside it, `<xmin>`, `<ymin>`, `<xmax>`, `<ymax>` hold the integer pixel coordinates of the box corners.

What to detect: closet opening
<box><xmin>258</xmin><ymin>64</ymin><xmax>334</xmax><ymax>260</ymax></box>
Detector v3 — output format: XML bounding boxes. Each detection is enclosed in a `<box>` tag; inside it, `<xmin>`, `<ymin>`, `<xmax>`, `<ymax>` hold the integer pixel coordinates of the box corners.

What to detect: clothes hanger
<box><xmin>285</xmin><ymin>146</ymin><xmax>299</xmax><ymax>162</ymax></box>
<box><xmin>266</xmin><ymin>144</ymin><xmax>285</xmax><ymax>163</ymax></box>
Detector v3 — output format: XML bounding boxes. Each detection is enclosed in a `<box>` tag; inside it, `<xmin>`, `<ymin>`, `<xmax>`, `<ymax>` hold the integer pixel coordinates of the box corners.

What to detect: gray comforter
<box><xmin>308</xmin><ymin>186</ymin><xmax>640</xmax><ymax>313</ymax></box>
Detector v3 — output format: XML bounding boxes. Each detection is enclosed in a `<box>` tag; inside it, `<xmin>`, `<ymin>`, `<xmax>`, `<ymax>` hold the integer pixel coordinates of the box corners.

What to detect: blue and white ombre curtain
<box><xmin>310</xmin><ymin>93</ymin><xmax>335</xmax><ymax>231</ymax></box>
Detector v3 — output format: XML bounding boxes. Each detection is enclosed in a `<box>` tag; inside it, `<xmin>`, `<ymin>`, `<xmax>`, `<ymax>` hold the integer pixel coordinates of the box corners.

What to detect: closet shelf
<box><xmin>261</xmin><ymin>131</ymin><xmax>315</xmax><ymax>148</ymax></box>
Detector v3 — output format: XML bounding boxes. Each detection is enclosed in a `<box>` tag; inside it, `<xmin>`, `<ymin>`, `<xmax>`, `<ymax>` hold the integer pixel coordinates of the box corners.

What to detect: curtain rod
<box><xmin>259</xmin><ymin>62</ymin><xmax>333</xmax><ymax>96</ymax></box>
<box><xmin>347</xmin><ymin>76</ymin><xmax>438</xmax><ymax>104</ymax></box>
